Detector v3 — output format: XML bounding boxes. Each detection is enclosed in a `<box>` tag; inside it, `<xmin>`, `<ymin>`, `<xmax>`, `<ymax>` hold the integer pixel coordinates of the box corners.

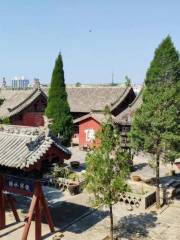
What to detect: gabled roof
<box><xmin>0</xmin><ymin>88</ymin><xmax>47</xmax><ymax>119</ymax></box>
<box><xmin>66</xmin><ymin>85</ymin><xmax>132</xmax><ymax>113</ymax></box>
<box><xmin>73</xmin><ymin>110</ymin><xmax>116</xmax><ymax>124</ymax></box>
<box><xmin>0</xmin><ymin>85</ymin><xmax>134</xmax><ymax>118</ymax></box>
<box><xmin>0</xmin><ymin>125</ymin><xmax>71</xmax><ymax>169</ymax></box>
<box><xmin>73</xmin><ymin>111</ymin><xmax>108</xmax><ymax>124</ymax></box>
<box><xmin>114</xmin><ymin>92</ymin><xmax>143</xmax><ymax>124</ymax></box>
<box><xmin>110</xmin><ymin>86</ymin><xmax>134</xmax><ymax>112</ymax></box>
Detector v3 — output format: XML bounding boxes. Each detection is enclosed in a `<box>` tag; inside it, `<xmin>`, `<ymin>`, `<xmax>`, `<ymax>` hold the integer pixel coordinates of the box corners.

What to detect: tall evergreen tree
<box><xmin>45</xmin><ymin>53</ymin><xmax>73</xmax><ymax>145</ymax></box>
<box><xmin>130</xmin><ymin>36</ymin><xmax>180</xmax><ymax>208</ymax></box>
<box><xmin>86</xmin><ymin>107</ymin><xmax>130</xmax><ymax>240</ymax></box>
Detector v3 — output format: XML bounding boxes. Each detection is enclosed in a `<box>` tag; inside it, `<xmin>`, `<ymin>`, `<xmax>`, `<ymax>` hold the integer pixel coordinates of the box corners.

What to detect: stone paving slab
<box><xmin>0</xmin><ymin>190</ymin><xmax>93</xmax><ymax>240</ymax></box>
<box><xmin>63</xmin><ymin>202</ymin><xmax>180</xmax><ymax>240</ymax></box>
<box><xmin>1</xmin><ymin>199</ymin><xmax>180</xmax><ymax>240</ymax></box>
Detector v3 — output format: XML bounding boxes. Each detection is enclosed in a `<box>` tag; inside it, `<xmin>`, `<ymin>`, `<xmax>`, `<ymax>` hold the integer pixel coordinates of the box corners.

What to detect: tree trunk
<box><xmin>156</xmin><ymin>153</ymin><xmax>160</xmax><ymax>209</ymax></box>
<box><xmin>109</xmin><ymin>203</ymin><xmax>113</xmax><ymax>240</ymax></box>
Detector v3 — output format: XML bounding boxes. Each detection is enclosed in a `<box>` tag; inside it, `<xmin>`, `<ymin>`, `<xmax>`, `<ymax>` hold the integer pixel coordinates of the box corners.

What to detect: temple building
<box><xmin>0</xmin><ymin>84</ymin><xmax>136</xmax><ymax>147</ymax></box>
<box><xmin>114</xmin><ymin>92</ymin><xmax>143</xmax><ymax>149</ymax></box>
<box><xmin>0</xmin><ymin>124</ymin><xmax>71</xmax><ymax>175</ymax></box>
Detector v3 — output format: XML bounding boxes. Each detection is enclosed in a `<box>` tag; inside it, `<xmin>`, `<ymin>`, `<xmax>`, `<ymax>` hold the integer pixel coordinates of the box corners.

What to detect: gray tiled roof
<box><xmin>114</xmin><ymin>93</ymin><xmax>143</xmax><ymax>124</ymax></box>
<box><xmin>0</xmin><ymin>85</ymin><xmax>131</xmax><ymax>118</ymax></box>
<box><xmin>0</xmin><ymin>125</ymin><xmax>71</xmax><ymax>169</ymax></box>
<box><xmin>0</xmin><ymin>88</ymin><xmax>46</xmax><ymax>119</ymax></box>
<box><xmin>66</xmin><ymin>85</ymin><xmax>130</xmax><ymax>113</ymax></box>
<box><xmin>73</xmin><ymin>111</ymin><xmax>115</xmax><ymax>124</ymax></box>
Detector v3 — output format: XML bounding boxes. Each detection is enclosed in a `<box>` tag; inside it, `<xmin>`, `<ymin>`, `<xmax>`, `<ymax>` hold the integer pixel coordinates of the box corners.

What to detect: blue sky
<box><xmin>0</xmin><ymin>1</ymin><xmax>180</xmax><ymax>85</ymax></box>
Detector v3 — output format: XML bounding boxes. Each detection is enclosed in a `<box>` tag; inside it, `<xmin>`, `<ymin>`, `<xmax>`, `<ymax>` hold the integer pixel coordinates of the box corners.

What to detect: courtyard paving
<box><xmin>62</xmin><ymin>201</ymin><xmax>180</xmax><ymax>240</ymax></box>
<box><xmin>1</xmin><ymin>148</ymin><xmax>180</xmax><ymax>240</ymax></box>
<box><xmin>0</xmin><ymin>189</ymin><xmax>94</xmax><ymax>240</ymax></box>
<box><xmin>1</xmin><ymin>192</ymin><xmax>180</xmax><ymax>240</ymax></box>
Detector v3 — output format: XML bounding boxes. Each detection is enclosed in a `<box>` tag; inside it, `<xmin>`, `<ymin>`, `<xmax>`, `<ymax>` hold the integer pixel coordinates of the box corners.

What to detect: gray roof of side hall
<box><xmin>0</xmin><ymin>125</ymin><xmax>71</xmax><ymax>169</ymax></box>
<box><xmin>0</xmin><ymin>85</ymin><xmax>132</xmax><ymax>118</ymax></box>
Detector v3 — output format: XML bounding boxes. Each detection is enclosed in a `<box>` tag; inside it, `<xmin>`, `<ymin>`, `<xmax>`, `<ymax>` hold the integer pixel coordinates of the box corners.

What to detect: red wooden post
<box><xmin>35</xmin><ymin>182</ymin><xmax>42</xmax><ymax>240</ymax></box>
<box><xmin>35</xmin><ymin>197</ymin><xmax>41</xmax><ymax>240</ymax></box>
<box><xmin>21</xmin><ymin>191</ymin><xmax>37</xmax><ymax>240</ymax></box>
<box><xmin>0</xmin><ymin>175</ymin><xmax>5</xmax><ymax>229</ymax></box>
<box><xmin>21</xmin><ymin>181</ymin><xmax>55</xmax><ymax>240</ymax></box>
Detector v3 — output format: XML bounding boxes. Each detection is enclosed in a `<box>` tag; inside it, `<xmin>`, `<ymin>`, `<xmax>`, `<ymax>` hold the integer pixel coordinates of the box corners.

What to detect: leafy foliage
<box><xmin>86</xmin><ymin>108</ymin><xmax>130</xmax><ymax>239</ymax></box>
<box><xmin>0</xmin><ymin>117</ymin><xmax>10</xmax><ymax>124</ymax></box>
<box><xmin>75</xmin><ymin>82</ymin><xmax>81</xmax><ymax>87</ymax></box>
<box><xmin>125</xmin><ymin>75</ymin><xmax>131</xmax><ymax>87</ymax></box>
<box><xmin>130</xmin><ymin>36</ymin><xmax>180</xmax><ymax>207</ymax></box>
<box><xmin>45</xmin><ymin>53</ymin><xmax>73</xmax><ymax>145</ymax></box>
<box><xmin>0</xmin><ymin>98</ymin><xmax>4</xmax><ymax>106</ymax></box>
<box><xmin>86</xmin><ymin>108</ymin><xmax>130</xmax><ymax>206</ymax></box>
<box><xmin>131</xmin><ymin>36</ymin><xmax>180</xmax><ymax>160</ymax></box>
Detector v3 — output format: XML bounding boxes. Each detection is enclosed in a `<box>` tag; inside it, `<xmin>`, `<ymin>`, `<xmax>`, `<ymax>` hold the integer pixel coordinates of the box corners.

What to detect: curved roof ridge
<box><xmin>8</xmin><ymin>88</ymin><xmax>41</xmax><ymax>112</ymax></box>
<box><xmin>0</xmin><ymin>125</ymin><xmax>71</xmax><ymax>169</ymax></box>
<box><xmin>7</xmin><ymin>88</ymin><xmax>47</xmax><ymax>118</ymax></box>
<box><xmin>114</xmin><ymin>90</ymin><xmax>143</xmax><ymax>124</ymax></box>
<box><xmin>110</xmin><ymin>86</ymin><xmax>133</xmax><ymax>111</ymax></box>
<box><xmin>128</xmin><ymin>86</ymin><xmax>143</xmax><ymax>108</ymax></box>
<box><xmin>0</xmin><ymin>85</ymin><xmax>130</xmax><ymax>118</ymax></box>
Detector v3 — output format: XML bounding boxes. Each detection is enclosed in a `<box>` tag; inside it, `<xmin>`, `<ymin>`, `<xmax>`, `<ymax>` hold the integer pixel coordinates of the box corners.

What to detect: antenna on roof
<box><xmin>33</xmin><ymin>78</ymin><xmax>40</xmax><ymax>90</ymax></box>
<box><xmin>111</xmin><ymin>72</ymin><xmax>114</xmax><ymax>86</ymax></box>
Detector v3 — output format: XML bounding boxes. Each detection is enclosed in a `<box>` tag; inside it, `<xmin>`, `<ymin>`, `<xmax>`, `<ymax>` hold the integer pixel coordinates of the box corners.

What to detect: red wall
<box><xmin>79</xmin><ymin>117</ymin><xmax>101</xmax><ymax>148</ymax></box>
<box><xmin>22</xmin><ymin>112</ymin><xmax>44</xmax><ymax>126</ymax></box>
<box><xmin>11</xmin><ymin>94</ymin><xmax>46</xmax><ymax>127</ymax></box>
<box><xmin>12</xmin><ymin>112</ymin><xmax>44</xmax><ymax>127</ymax></box>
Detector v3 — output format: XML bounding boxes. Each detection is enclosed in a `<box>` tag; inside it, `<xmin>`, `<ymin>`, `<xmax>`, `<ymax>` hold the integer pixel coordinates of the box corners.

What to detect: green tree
<box><xmin>86</xmin><ymin>107</ymin><xmax>130</xmax><ymax>240</ymax></box>
<box><xmin>130</xmin><ymin>36</ymin><xmax>180</xmax><ymax>208</ymax></box>
<box><xmin>124</xmin><ymin>75</ymin><xmax>131</xmax><ymax>86</ymax></box>
<box><xmin>75</xmin><ymin>82</ymin><xmax>81</xmax><ymax>87</ymax></box>
<box><xmin>45</xmin><ymin>53</ymin><xmax>73</xmax><ymax>145</ymax></box>
<box><xmin>0</xmin><ymin>98</ymin><xmax>4</xmax><ymax>106</ymax></box>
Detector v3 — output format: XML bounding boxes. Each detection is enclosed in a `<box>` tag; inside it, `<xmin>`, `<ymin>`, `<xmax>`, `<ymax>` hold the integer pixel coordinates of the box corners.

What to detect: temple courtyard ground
<box><xmin>1</xmin><ymin>193</ymin><xmax>180</xmax><ymax>240</ymax></box>
<box><xmin>1</xmin><ymin>147</ymin><xmax>180</xmax><ymax>240</ymax></box>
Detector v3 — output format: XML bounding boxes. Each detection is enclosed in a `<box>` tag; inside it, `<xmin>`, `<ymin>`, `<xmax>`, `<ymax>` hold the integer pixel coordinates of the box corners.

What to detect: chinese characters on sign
<box><xmin>85</xmin><ymin>129</ymin><xmax>95</xmax><ymax>142</ymax></box>
<box><xmin>4</xmin><ymin>175</ymin><xmax>34</xmax><ymax>193</ymax></box>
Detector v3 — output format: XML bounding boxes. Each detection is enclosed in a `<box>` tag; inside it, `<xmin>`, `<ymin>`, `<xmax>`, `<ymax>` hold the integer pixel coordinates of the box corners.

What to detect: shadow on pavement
<box><xmin>47</xmin><ymin>201</ymin><xmax>108</xmax><ymax>233</ymax></box>
<box><xmin>159</xmin><ymin>173</ymin><xmax>180</xmax><ymax>184</ymax></box>
<box><xmin>115</xmin><ymin>211</ymin><xmax>157</xmax><ymax>240</ymax></box>
<box><xmin>132</xmin><ymin>163</ymin><xmax>148</xmax><ymax>171</ymax></box>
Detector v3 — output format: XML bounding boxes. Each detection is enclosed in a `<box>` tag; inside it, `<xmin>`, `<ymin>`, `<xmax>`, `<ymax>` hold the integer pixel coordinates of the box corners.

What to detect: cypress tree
<box><xmin>45</xmin><ymin>53</ymin><xmax>73</xmax><ymax>145</ymax></box>
<box><xmin>130</xmin><ymin>36</ymin><xmax>180</xmax><ymax>208</ymax></box>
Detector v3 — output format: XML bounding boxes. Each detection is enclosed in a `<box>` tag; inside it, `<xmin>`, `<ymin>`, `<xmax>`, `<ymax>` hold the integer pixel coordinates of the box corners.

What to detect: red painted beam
<box><xmin>21</xmin><ymin>191</ymin><xmax>37</xmax><ymax>240</ymax></box>
<box><xmin>35</xmin><ymin>198</ymin><xmax>41</xmax><ymax>240</ymax></box>
<box><xmin>4</xmin><ymin>186</ymin><xmax>33</xmax><ymax>197</ymax></box>
<box><xmin>0</xmin><ymin>176</ymin><xmax>5</xmax><ymax>229</ymax></box>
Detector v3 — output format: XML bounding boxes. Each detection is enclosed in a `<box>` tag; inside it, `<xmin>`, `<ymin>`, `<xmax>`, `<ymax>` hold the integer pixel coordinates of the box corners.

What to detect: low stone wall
<box><xmin>142</xmin><ymin>191</ymin><xmax>156</xmax><ymax>209</ymax></box>
<box><xmin>118</xmin><ymin>190</ymin><xmax>156</xmax><ymax>210</ymax></box>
